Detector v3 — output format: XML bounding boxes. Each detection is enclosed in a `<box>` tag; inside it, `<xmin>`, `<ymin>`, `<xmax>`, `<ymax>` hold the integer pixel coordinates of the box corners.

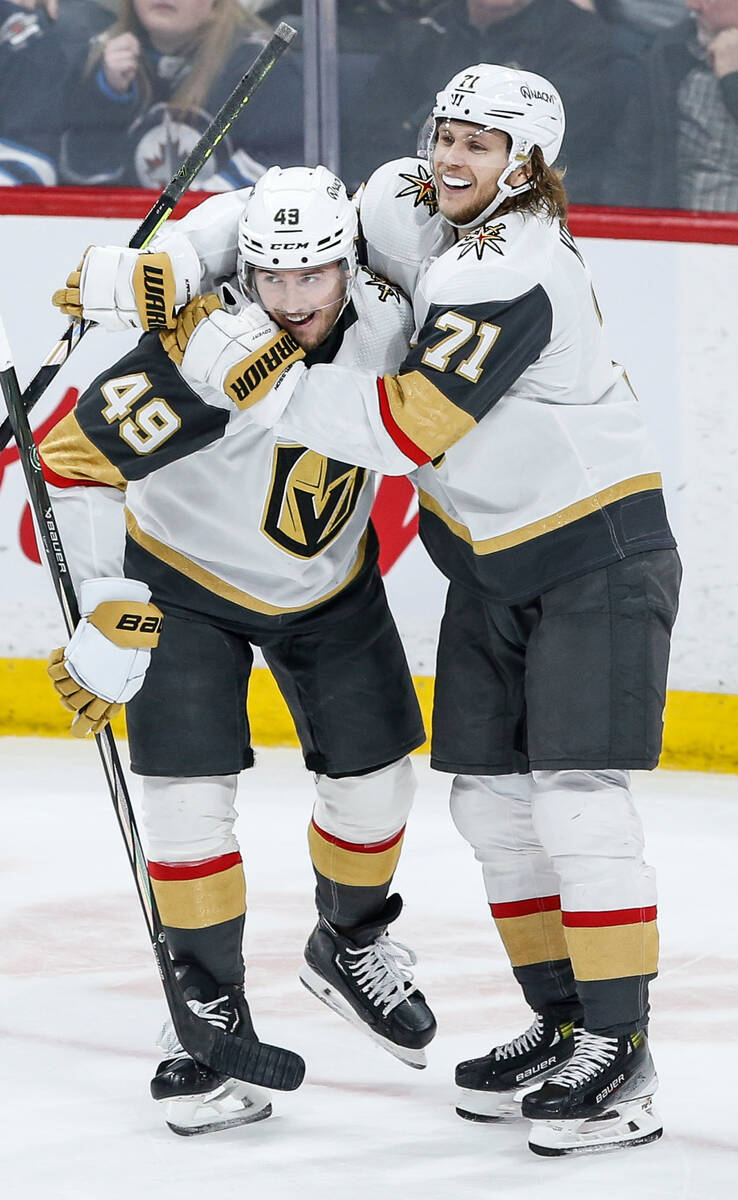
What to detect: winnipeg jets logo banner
<box><xmin>262</xmin><ymin>446</ymin><xmax>367</xmax><ymax>558</ymax></box>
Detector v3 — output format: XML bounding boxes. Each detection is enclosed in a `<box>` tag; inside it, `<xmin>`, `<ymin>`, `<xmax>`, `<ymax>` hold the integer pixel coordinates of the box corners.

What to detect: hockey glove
<box><xmin>47</xmin><ymin>578</ymin><xmax>163</xmax><ymax>738</ymax></box>
<box><xmin>51</xmin><ymin>234</ymin><xmax>202</xmax><ymax>332</ymax></box>
<box><xmin>162</xmin><ymin>297</ymin><xmax>306</xmax><ymax>411</ymax></box>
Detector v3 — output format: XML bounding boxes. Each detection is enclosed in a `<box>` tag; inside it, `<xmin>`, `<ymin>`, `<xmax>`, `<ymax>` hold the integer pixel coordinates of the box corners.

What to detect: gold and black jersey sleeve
<box><xmin>379</xmin><ymin>288</ymin><xmax>553</xmax><ymax>463</ymax></box>
<box><xmin>41</xmin><ymin>334</ymin><xmax>229</xmax><ymax>486</ymax></box>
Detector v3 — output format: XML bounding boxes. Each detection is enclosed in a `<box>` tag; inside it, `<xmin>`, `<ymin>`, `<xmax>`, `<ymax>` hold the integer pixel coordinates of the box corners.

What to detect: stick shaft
<box><xmin>0</xmin><ymin>311</ymin><xmax>303</xmax><ymax>1089</ymax></box>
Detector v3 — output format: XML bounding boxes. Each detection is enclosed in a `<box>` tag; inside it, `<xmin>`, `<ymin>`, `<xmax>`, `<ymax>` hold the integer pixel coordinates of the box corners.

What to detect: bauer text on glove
<box><xmin>47</xmin><ymin>578</ymin><xmax>162</xmax><ymax>737</ymax></box>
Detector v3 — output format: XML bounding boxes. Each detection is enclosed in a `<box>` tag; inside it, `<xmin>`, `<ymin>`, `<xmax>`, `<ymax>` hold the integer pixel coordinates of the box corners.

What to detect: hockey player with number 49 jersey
<box><xmin>42</xmin><ymin>167</ymin><xmax>437</xmax><ymax>1136</ymax></box>
<box><xmin>131</xmin><ymin>66</ymin><xmax>681</xmax><ymax>1157</ymax></box>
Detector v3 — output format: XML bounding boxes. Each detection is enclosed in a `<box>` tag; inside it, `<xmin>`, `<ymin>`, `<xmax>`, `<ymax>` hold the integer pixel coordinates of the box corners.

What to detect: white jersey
<box><xmin>244</xmin><ymin>158</ymin><xmax>675</xmax><ymax>603</ymax></box>
<box><xmin>40</xmin><ymin>263</ymin><xmax>413</xmax><ymax>630</ymax></box>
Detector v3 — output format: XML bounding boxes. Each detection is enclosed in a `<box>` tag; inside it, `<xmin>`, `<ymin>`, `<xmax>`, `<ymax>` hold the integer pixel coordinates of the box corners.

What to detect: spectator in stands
<box><xmin>260</xmin><ymin>1</ymin><xmax>432</xmax><ymax>195</ymax></box>
<box><xmin>613</xmin><ymin>0</ymin><xmax>738</xmax><ymax>210</ymax></box>
<box><xmin>0</xmin><ymin>0</ymin><xmax>64</xmax><ymax>184</ymax></box>
<box><xmin>59</xmin><ymin>0</ymin><xmax>303</xmax><ymax>190</ymax></box>
<box><xmin>341</xmin><ymin>0</ymin><xmax>639</xmax><ymax>204</ymax></box>
<box><xmin>570</xmin><ymin>2</ymin><xmax>683</xmax><ymax>59</ymax></box>
<box><xmin>598</xmin><ymin>1</ymin><xmax>687</xmax><ymax>33</ymax></box>
<box><xmin>55</xmin><ymin>0</ymin><xmax>113</xmax><ymax>63</ymax></box>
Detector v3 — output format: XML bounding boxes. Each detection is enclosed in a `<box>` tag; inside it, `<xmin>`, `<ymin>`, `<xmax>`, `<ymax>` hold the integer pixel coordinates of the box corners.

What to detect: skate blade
<box><xmin>162</xmin><ymin>1081</ymin><xmax>272</xmax><ymax>1137</ymax></box>
<box><xmin>299</xmin><ymin>965</ymin><xmax>427</xmax><ymax>1070</ymax></box>
<box><xmin>528</xmin><ymin>1097</ymin><xmax>663</xmax><ymax>1157</ymax></box>
<box><xmin>455</xmin><ymin>1086</ymin><xmax>524</xmax><ymax>1123</ymax></box>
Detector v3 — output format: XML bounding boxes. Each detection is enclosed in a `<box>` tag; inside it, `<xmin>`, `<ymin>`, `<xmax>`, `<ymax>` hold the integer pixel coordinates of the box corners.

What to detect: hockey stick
<box><xmin>0</xmin><ymin>20</ymin><xmax>297</xmax><ymax>456</ymax></box>
<box><xmin>0</xmin><ymin>316</ymin><xmax>305</xmax><ymax>1092</ymax></box>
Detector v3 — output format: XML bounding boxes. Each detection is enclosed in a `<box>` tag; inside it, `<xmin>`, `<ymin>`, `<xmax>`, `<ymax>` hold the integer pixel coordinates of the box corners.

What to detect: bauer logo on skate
<box><xmin>596</xmin><ymin>1074</ymin><xmax>625</xmax><ymax>1104</ymax></box>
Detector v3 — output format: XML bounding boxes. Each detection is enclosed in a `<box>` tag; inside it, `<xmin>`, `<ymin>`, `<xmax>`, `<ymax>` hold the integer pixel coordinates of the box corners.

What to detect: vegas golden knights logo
<box><xmin>262</xmin><ymin>446</ymin><xmax>367</xmax><ymax>558</ymax></box>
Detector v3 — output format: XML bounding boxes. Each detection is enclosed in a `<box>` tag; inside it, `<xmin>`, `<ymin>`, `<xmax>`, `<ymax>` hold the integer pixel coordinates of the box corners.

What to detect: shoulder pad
<box><xmin>346</xmin><ymin>269</ymin><xmax>414</xmax><ymax>372</ymax></box>
<box><xmin>360</xmin><ymin>157</ymin><xmax>441</xmax><ymax>266</ymax></box>
<box><xmin>423</xmin><ymin>214</ymin><xmax>546</xmax><ymax>306</ymax></box>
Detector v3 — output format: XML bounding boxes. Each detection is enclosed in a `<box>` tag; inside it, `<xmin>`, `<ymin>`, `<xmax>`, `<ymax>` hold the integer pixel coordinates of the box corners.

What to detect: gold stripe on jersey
<box><xmin>39</xmin><ymin>412</ymin><xmax>126</xmax><ymax>489</ymax></box>
<box><xmin>151</xmin><ymin>863</ymin><xmax>246</xmax><ymax>930</ymax></box>
<box><xmin>308</xmin><ymin>822</ymin><xmax>405</xmax><ymax>888</ymax></box>
<box><xmin>564</xmin><ymin>922</ymin><xmax>659</xmax><ymax>982</ymax></box>
<box><xmin>418</xmin><ymin>473</ymin><xmax>663</xmax><ymax>554</ymax></box>
<box><xmin>126</xmin><ymin>510</ymin><xmax>368</xmax><ymax>615</ymax></box>
<box><xmin>383</xmin><ymin>370</ymin><xmax>476</xmax><ymax>458</ymax></box>
<box><xmin>494</xmin><ymin>910</ymin><xmax>569</xmax><ymax>968</ymax></box>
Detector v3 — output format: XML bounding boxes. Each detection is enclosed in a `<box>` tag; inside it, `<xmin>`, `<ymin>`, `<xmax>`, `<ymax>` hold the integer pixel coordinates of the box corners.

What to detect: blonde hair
<box><xmin>498</xmin><ymin>146</ymin><xmax>569</xmax><ymax>224</ymax></box>
<box><xmin>89</xmin><ymin>0</ymin><xmax>266</xmax><ymax>115</ymax></box>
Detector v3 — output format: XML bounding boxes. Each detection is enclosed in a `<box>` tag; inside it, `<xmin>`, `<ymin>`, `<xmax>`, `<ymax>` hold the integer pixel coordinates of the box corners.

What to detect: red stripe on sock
<box><xmin>311</xmin><ymin>819</ymin><xmax>405</xmax><ymax>855</ymax></box>
<box><xmin>562</xmin><ymin>905</ymin><xmax>658</xmax><ymax>928</ymax></box>
<box><xmin>376</xmin><ymin>377</ymin><xmax>431</xmax><ymax>466</ymax></box>
<box><xmin>148</xmin><ymin>852</ymin><xmax>242</xmax><ymax>881</ymax></box>
<box><xmin>490</xmin><ymin>895</ymin><xmax>561</xmax><ymax>919</ymax></box>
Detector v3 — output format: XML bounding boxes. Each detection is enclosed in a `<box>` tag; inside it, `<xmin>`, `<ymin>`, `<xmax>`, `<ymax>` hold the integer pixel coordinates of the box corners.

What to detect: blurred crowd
<box><xmin>1</xmin><ymin>0</ymin><xmax>736</xmax><ymax>210</ymax></box>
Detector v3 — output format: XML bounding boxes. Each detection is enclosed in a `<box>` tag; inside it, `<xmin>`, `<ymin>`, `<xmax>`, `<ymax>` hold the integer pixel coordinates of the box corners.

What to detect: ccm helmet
<box><xmin>237</xmin><ymin>165</ymin><xmax>359</xmax><ymax>310</ymax></box>
<box><xmin>430</xmin><ymin>64</ymin><xmax>566</xmax><ymax>225</ymax></box>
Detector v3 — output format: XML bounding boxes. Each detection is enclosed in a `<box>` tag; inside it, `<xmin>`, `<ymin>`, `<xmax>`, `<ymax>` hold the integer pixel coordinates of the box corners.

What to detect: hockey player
<box><xmin>131</xmin><ymin>66</ymin><xmax>681</xmax><ymax>1155</ymax></box>
<box><xmin>43</xmin><ymin>166</ymin><xmax>436</xmax><ymax>1136</ymax></box>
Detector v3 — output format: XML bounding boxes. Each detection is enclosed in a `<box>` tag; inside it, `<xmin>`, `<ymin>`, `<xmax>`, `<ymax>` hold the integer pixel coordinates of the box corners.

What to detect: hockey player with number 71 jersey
<box><xmin>108</xmin><ymin>66</ymin><xmax>681</xmax><ymax>1157</ymax></box>
<box><xmin>42</xmin><ymin>166</ymin><xmax>437</xmax><ymax>1136</ymax></box>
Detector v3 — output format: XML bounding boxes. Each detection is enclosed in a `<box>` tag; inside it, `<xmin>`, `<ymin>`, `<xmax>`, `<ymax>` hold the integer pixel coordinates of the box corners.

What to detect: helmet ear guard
<box><xmin>429</xmin><ymin>63</ymin><xmax>565</xmax><ymax>227</ymax></box>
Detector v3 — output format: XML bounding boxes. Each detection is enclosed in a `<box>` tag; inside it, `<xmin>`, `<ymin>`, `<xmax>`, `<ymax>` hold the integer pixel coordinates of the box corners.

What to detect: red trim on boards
<box><xmin>0</xmin><ymin>187</ymin><xmax>737</xmax><ymax>244</ymax></box>
<box><xmin>0</xmin><ymin>186</ymin><xmax>207</xmax><ymax>221</ymax></box>
<box><xmin>568</xmin><ymin>206</ymin><xmax>738</xmax><ymax>246</ymax></box>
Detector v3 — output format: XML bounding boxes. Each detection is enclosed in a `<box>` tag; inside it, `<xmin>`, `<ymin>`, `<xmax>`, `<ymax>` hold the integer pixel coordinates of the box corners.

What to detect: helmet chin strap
<box><xmin>445</xmin><ymin>163</ymin><xmax>532</xmax><ymax>231</ymax></box>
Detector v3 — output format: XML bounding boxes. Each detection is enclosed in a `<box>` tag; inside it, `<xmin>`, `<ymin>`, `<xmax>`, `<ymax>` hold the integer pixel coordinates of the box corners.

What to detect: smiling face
<box><xmin>252</xmin><ymin>263</ymin><xmax>348</xmax><ymax>350</ymax></box>
<box><xmin>133</xmin><ymin>0</ymin><xmax>216</xmax><ymax>53</ymax></box>
<box><xmin>431</xmin><ymin>119</ymin><xmax>529</xmax><ymax>225</ymax></box>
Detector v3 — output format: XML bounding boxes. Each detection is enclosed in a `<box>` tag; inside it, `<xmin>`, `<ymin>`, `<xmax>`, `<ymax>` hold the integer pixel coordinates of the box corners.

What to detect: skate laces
<box><xmin>345</xmin><ymin>933</ymin><xmax>419</xmax><ymax>1016</ymax></box>
<box><xmin>494</xmin><ymin>1014</ymin><xmax>546</xmax><ymax>1061</ymax></box>
<box><xmin>542</xmin><ymin>1031</ymin><xmax>618</xmax><ymax>1088</ymax></box>
<box><xmin>156</xmin><ymin>994</ymin><xmax>232</xmax><ymax>1056</ymax></box>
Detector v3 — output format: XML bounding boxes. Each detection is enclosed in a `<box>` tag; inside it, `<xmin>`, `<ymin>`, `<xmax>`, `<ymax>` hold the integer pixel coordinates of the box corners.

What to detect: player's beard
<box><xmin>276</xmin><ymin>299</ymin><xmax>343</xmax><ymax>351</ymax></box>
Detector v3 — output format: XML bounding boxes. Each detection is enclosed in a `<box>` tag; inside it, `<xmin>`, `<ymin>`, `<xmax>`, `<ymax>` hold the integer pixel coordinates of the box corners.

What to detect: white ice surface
<box><xmin>1</xmin><ymin>740</ymin><xmax>737</xmax><ymax>1198</ymax></box>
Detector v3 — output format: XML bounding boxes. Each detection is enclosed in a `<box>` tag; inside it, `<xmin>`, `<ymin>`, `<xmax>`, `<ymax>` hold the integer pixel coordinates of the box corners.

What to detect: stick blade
<box><xmin>207</xmin><ymin>1029</ymin><xmax>306</xmax><ymax>1092</ymax></box>
<box><xmin>174</xmin><ymin>1003</ymin><xmax>305</xmax><ymax>1091</ymax></box>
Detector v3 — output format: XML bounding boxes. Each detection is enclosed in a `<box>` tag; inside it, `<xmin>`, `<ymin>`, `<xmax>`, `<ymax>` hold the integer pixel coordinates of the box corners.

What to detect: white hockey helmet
<box><xmin>237</xmin><ymin>165</ymin><xmax>359</xmax><ymax>307</ymax></box>
<box><xmin>430</xmin><ymin>63</ymin><xmax>566</xmax><ymax>225</ymax></box>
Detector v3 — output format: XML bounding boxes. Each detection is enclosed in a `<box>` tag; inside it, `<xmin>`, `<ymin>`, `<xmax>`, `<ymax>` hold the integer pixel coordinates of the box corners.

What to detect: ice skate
<box><xmin>523</xmin><ymin>1029</ymin><xmax>662</xmax><ymax>1156</ymax></box>
<box><xmin>299</xmin><ymin>895</ymin><xmax>436</xmax><ymax>1068</ymax></box>
<box><xmin>455</xmin><ymin>1013</ymin><xmax>578</xmax><ymax>1121</ymax></box>
<box><xmin>151</xmin><ymin>965</ymin><xmax>272</xmax><ymax>1136</ymax></box>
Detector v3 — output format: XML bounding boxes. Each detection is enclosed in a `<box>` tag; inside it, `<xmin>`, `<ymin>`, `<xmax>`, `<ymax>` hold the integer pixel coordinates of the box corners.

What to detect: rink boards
<box><xmin>0</xmin><ymin>192</ymin><xmax>736</xmax><ymax>769</ymax></box>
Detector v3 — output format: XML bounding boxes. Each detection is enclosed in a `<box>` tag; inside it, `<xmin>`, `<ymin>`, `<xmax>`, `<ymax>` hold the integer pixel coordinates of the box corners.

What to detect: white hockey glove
<box><xmin>47</xmin><ymin>578</ymin><xmax>163</xmax><ymax>738</ymax></box>
<box><xmin>161</xmin><ymin>295</ymin><xmax>306</xmax><ymax>412</ymax></box>
<box><xmin>51</xmin><ymin>233</ymin><xmax>202</xmax><ymax>332</ymax></box>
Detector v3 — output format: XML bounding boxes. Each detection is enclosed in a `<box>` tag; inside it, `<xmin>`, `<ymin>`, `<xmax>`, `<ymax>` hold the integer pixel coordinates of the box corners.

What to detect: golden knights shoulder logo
<box><xmin>262</xmin><ymin>445</ymin><xmax>367</xmax><ymax>558</ymax></box>
<box><xmin>397</xmin><ymin>163</ymin><xmax>438</xmax><ymax>215</ymax></box>
<box><xmin>364</xmin><ymin>270</ymin><xmax>403</xmax><ymax>304</ymax></box>
<box><xmin>458</xmin><ymin>222</ymin><xmax>507</xmax><ymax>261</ymax></box>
